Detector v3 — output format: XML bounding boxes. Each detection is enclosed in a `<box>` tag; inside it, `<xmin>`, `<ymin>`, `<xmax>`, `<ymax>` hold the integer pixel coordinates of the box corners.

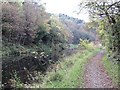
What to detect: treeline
<box><xmin>59</xmin><ymin>13</ymin><xmax>96</xmax><ymax>44</ymax></box>
<box><xmin>59</xmin><ymin>13</ymin><xmax>84</xmax><ymax>24</ymax></box>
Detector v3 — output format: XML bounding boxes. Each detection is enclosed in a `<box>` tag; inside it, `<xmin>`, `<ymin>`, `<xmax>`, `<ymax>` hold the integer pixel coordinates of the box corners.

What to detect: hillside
<box><xmin>58</xmin><ymin>13</ymin><xmax>96</xmax><ymax>44</ymax></box>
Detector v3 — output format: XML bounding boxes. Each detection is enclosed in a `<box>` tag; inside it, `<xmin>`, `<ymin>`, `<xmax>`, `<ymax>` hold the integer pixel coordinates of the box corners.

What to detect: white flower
<box><xmin>40</xmin><ymin>52</ymin><xmax>44</xmax><ymax>54</ymax></box>
<box><xmin>34</xmin><ymin>56</ymin><xmax>37</xmax><ymax>58</ymax></box>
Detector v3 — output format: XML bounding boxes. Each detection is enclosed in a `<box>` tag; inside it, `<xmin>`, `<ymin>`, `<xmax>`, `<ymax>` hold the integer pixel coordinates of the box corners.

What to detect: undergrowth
<box><xmin>29</xmin><ymin>48</ymin><xmax>100</xmax><ymax>88</ymax></box>
<box><xmin>102</xmin><ymin>54</ymin><xmax>119</xmax><ymax>87</ymax></box>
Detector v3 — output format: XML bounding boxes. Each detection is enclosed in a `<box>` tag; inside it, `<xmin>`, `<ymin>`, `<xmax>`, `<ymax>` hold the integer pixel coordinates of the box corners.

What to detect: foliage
<box><xmin>59</xmin><ymin>13</ymin><xmax>96</xmax><ymax>44</ymax></box>
<box><xmin>38</xmin><ymin>48</ymin><xmax>100</xmax><ymax>88</ymax></box>
<box><xmin>34</xmin><ymin>25</ymin><xmax>50</xmax><ymax>44</ymax></box>
<box><xmin>11</xmin><ymin>49</ymin><xmax>100</xmax><ymax>88</ymax></box>
<box><xmin>79</xmin><ymin>1</ymin><xmax>120</xmax><ymax>61</ymax></box>
<box><xmin>98</xmin><ymin>17</ymin><xmax>120</xmax><ymax>61</ymax></box>
<box><xmin>49</xmin><ymin>15</ymin><xmax>71</xmax><ymax>43</ymax></box>
<box><xmin>72</xmin><ymin>30</ymin><xmax>95</xmax><ymax>44</ymax></box>
<box><xmin>12</xmin><ymin>71</ymin><xmax>23</xmax><ymax>88</ymax></box>
<box><xmin>2</xmin><ymin>1</ymin><xmax>67</xmax><ymax>58</ymax></box>
<box><xmin>2</xmin><ymin>1</ymin><xmax>68</xmax><ymax>88</ymax></box>
<box><xmin>80</xmin><ymin>39</ymin><xmax>95</xmax><ymax>50</ymax></box>
<box><xmin>2</xmin><ymin>1</ymin><xmax>46</xmax><ymax>45</ymax></box>
<box><xmin>1</xmin><ymin>0</ymin><xmax>101</xmax><ymax>88</ymax></box>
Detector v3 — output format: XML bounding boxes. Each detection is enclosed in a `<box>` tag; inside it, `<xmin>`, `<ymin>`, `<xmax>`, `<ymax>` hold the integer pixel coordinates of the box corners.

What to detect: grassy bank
<box><xmin>102</xmin><ymin>55</ymin><xmax>119</xmax><ymax>87</ymax></box>
<box><xmin>29</xmin><ymin>48</ymin><xmax>100</xmax><ymax>88</ymax></box>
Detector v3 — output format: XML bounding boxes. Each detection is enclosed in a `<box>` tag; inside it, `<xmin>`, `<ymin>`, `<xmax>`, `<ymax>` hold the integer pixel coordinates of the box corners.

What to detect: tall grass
<box><xmin>102</xmin><ymin>55</ymin><xmax>119</xmax><ymax>87</ymax></box>
<box><xmin>30</xmin><ymin>48</ymin><xmax>100</xmax><ymax>88</ymax></box>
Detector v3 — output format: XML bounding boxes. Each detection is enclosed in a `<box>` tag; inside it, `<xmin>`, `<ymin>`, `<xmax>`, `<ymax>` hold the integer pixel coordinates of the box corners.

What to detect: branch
<box><xmin>107</xmin><ymin>1</ymin><xmax>120</xmax><ymax>10</ymax></box>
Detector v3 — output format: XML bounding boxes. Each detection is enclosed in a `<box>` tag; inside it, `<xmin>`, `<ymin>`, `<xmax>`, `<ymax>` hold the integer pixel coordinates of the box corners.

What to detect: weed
<box><xmin>11</xmin><ymin>71</ymin><xmax>23</xmax><ymax>88</ymax></box>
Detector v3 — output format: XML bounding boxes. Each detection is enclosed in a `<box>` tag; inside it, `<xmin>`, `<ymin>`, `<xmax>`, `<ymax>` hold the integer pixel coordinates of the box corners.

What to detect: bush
<box><xmin>79</xmin><ymin>39</ymin><xmax>94</xmax><ymax>50</ymax></box>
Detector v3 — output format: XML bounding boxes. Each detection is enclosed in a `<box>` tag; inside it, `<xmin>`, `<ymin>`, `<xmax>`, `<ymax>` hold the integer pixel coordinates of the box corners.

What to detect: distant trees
<box><xmin>59</xmin><ymin>13</ymin><xmax>96</xmax><ymax>44</ymax></box>
<box><xmin>59</xmin><ymin>13</ymin><xmax>84</xmax><ymax>24</ymax></box>
<box><xmin>72</xmin><ymin>30</ymin><xmax>95</xmax><ymax>44</ymax></box>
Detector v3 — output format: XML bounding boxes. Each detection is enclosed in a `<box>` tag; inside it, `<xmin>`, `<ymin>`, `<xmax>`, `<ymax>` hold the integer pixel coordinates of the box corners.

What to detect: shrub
<box><xmin>79</xmin><ymin>39</ymin><xmax>94</xmax><ymax>50</ymax></box>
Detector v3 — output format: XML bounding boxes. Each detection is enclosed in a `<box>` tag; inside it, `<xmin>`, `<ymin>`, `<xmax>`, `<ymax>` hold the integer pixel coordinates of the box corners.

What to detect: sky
<box><xmin>41</xmin><ymin>0</ymin><xmax>90</xmax><ymax>22</ymax></box>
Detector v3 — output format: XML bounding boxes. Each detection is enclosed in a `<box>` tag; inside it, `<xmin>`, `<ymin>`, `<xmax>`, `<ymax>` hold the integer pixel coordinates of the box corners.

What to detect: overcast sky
<box><xmin>41</xmin><ymin>0</ymin><xmax>90</xmax><ymax>22</ymax></box>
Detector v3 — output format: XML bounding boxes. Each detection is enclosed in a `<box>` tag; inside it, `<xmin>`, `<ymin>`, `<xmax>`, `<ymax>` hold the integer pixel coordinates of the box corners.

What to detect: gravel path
<box><xmin>84</xmin><ymin>51</ymin><xmax>117</xmax><ymax>88</ymax></box>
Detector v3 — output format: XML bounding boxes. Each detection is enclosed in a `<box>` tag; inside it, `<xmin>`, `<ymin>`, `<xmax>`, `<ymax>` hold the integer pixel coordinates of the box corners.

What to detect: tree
<box><xmin>78</xmin><ymin>0</ymin><xmax>120</xmax><ymax>61</ymax></box>
<box><xmin>22</xmin><ymin>1</ymin><xmax>47</xmax><ymax>45</ymax></box>
<box><xmin>2</xmin><ymin>1</ymin><xmax>48</xmax><ymax>45</ymax></box>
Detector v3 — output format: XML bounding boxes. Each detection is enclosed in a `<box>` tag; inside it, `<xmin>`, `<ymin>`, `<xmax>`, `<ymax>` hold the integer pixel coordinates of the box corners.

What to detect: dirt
<box><xmin>84</xmin><ymin>51</ymin><xmax>118</xmax><ymax>88</ymax></box>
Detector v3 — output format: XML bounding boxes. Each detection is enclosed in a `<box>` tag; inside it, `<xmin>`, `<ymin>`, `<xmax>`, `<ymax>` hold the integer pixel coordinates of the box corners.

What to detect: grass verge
<box><xmin>30</xmin><ymin>48</ymin><xmax>100</xmax><ymax>88</ymax></box>
<box><xmin>102</xmin><ymin>55</ymin><xmax>119</xmax><ymax>87</ymax></box>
